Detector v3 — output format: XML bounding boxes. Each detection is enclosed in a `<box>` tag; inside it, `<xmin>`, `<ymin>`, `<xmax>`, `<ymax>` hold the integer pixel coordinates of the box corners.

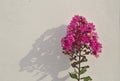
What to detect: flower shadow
<box><xmin>19</xmin><ymin>25</ymin><xmax>70</xmax><ymax>81</ymax></box>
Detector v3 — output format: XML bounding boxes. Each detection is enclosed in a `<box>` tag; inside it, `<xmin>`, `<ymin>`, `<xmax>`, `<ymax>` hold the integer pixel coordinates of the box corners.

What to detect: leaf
<box><xmin>80</xmin><ymin>67</ymin><xmax>87</xmax><ymax>74</ymax></box>
<box><xmin>71</xmin><ymin>62</ymin><xmax>78</xmax><ymax>67</ymax></box>
<box><xmin>81</xmin><ymin>65</ymin><xmax>90</xmax><ymax>68</ymax></box>
<box><xmin>81</xmin><ymin>76</ymin><xmax>92</xmax><ymax>81</ymax></box>
<box><xmin>74</xmin><ymin>68</ymin><xmax>78</xmax><ymax>74</ymax></box>
<box><xmin>69</xmin><ymin>72</ymin><xmax>78</xmax><ymax>79</ymax></box>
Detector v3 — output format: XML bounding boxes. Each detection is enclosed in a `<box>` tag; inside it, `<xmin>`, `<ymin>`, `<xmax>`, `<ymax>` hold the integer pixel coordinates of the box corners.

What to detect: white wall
<box><xmin>0</xmin><ymin>0</ymin><xmax>119</xmax><ymax>81</ymax></box>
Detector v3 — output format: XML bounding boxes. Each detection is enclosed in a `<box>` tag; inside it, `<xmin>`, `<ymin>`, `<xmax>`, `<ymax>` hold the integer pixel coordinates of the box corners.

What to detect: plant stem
<box><xmin>78</xmin><ymin>52</ymin><xmax>81</xmax><ymax>81</ymax></box>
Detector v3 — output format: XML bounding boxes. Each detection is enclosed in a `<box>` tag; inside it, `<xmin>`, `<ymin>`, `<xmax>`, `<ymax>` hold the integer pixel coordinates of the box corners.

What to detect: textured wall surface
<box><xmin>0</xmin><ymin>0</ymin><xmax>119</xmax><ymax>81</ymax></box>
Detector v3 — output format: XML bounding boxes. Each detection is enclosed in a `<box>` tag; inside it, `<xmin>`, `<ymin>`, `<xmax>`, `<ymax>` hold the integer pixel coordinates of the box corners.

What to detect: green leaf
<box><xmin>74</xmin><ymin>68</ymin><xmax>78</xmax><ymax>74</ymax></box>
<box><xmin>81</xmin><ymin>76</ymin><xmax>92</xmax><ymax>81</ymax></box>
<box><xmin>69</xmin><ymin>72</ymin><xmax>78</xmax><ymax>79</ymax></box>
<box><xmin>80</xmin><ymin>67</ymin><xmax>87</xmax><ymax>74</ymax></box>
<box><xmin>71</xmin><ymin>62</ymin><xmax>77</xmax><ymax>67</ymax></box>
<box><xmin>81</xmin><ymin>65</ymin><xmax>90</xmax><ymax>69</ymax></box>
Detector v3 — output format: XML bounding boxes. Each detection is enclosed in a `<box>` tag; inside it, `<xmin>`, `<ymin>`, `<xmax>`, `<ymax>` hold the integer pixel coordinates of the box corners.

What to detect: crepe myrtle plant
<box><xmin>61</xmin><ymin>15</ymin><xmax>102</xmax><ymax>81</ymax></box>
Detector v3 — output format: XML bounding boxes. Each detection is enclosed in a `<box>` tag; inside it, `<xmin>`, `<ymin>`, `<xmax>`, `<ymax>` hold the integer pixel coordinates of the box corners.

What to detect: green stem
<box><xmin>78</xmin><ymin>52</ymin><xmax>81</xmax><ymax>81</ymax></box>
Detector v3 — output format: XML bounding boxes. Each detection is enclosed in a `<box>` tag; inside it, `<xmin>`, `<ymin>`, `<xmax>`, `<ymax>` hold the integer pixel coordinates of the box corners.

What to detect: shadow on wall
<box><xmin>19</xmin><ymin>25</ymin><xmax>70</xmax><ymax>81</ymax></box>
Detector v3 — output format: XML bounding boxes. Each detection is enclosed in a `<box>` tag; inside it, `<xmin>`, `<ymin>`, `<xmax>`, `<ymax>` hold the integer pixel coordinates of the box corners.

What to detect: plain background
<box><xmin>0</xmin><ymin>0</ymin><xmax>120</xmax><ymax>81</ymax></box>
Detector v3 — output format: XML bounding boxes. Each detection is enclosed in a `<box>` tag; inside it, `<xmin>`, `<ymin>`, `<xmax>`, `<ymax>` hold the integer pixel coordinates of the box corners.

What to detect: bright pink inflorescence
<box><xmin>61</xmin><ymin>15</ymin><xmax>102</xmax><ymax>57</ymax></box>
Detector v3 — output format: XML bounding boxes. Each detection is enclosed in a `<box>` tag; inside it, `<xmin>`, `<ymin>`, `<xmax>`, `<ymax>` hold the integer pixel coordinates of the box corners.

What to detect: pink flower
<box><xmin>79</xmin><ymin>24</ymin><xmax>87</xmax><ymax>33</ymax></box>
<box><xmin>61</xmin><ymin>33</ymin><xmax>75</xmax><ymax>51</ymax></box>
<box><xmin>90</xmin><ymin>41</ymin><xmax>102</xmax><ymax>57</ymax></box>
<box><xmin>67</xmin><ymin>24</ymin><xmax>76</xmax><ymax>32</ymax></box>
<box><xmin>81</xmin><ymin>36</ymin><xmax>90</xmax><ymax>44</ymax></box>
<box><xmin>61</xmin><ymin>37</ymin><xmax>72</xmax><ymax>51</ymax></box>
<box><xmin>88</xmin><ymin>32</ymin><xmax>98</xmax><ymax>41</ymax></box>
<box><xmin>72</xmin><ymin>15</ymin><xmax>80</xmax><ymax>22</ymax></box>
<box><xmin>61</xmin><ymin>15</ymin><xmax>102</xmax><ymax>58</ymax></box>
<box><xmin>79</xmin><ymin>16</ymin><xmax>87</xmax><ymax>24</ymax></box>
<box><xmin>66</xmin><ymin>32</ymin><xmax>75</xmax><ymax>43</ymax></box>
<box><xmin>87</xmin><ymin>23</ymin><xmax>95</xmax><ymax>32</ymax></box>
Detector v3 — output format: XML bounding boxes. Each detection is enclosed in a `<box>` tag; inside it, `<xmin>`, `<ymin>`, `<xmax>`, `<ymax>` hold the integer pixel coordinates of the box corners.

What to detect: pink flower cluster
<box><xmin>61</xmin><ymin>15</ymin><xmax>102</xmax><ymax>57</ymax></box>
